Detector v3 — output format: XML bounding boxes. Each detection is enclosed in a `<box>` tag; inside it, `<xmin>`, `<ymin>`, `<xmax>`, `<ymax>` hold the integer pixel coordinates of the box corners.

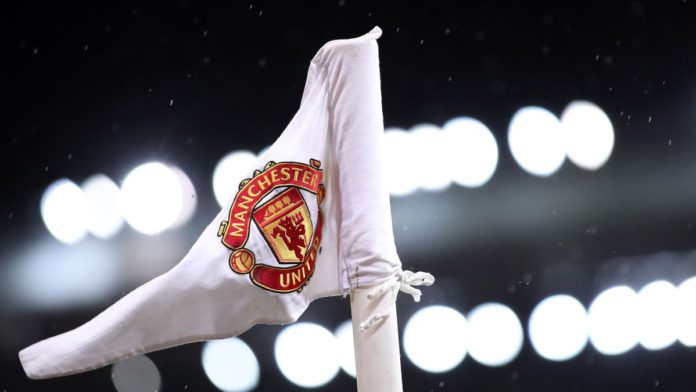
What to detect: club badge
<box><xmin>218</xmin><ymin>159</ymin><xmax>325</xmax><ymax>293</ymax></box>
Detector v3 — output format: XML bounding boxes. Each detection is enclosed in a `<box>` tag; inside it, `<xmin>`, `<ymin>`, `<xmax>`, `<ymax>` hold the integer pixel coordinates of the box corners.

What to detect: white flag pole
<box><xmin>350</xmin><ymin>286</ymin><xmax>403</xmax><ymax>392</ymax></box>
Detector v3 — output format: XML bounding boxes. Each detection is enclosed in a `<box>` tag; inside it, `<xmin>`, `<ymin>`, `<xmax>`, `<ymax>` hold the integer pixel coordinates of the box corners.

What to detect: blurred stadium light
<box><xmin>334</xmin><ymin>320</ymin><xmax>356</xmax><ymax>378</ymax></box>
<box><xmin>560</xmin><ymin>100</ymin><xmax>615</xmax><ymax>171</ymax></box>
<box><xmin>588</xmin><ymin>286</ymin><xmax>640</xmax><ymax>355</ymax></box>
<box><xmin>82</xmin><ymin>174</ymin><xmax>124</xmax><ymax>239</ymax></box>
<box><xmin>403</xmin><ymin>305</ymin><xmax>468</xmax><ymax>373</ymax></box>
<box><xmin>508</xmin><ymin>106</ymin><xmax>566</xmax><ymax>177</ymax></box>
<box><xmin>169</xmin><ymin>166</ymin><xmax>197</xmax><ymax>229</ymax></box>
<box><xmin>212</xmin><ymin>151</ymin><xmax>257</xmax><ymax>207</ymax></box>
<box><xmin>442</xmin><ymin>117</ymin><xmax>499</xmax><ymax>188</ymax></box>
<box><xmin>111</xmin><ymin>355</ymin><xmax>161</xmax><ymax>392</ymax></box>
<box><xmin>40</xmin><ymin>178</ymin><xmax>90</xmax><ymax>245</ymax></box>
<box><xmin>274</xmin><ymin>322</ymin><xmax>340</xmax><ymax>388</ymax></box>
<box><xmin>121</xmin><ymin>162</ymin><xmax>183</xmax><ymax>235</ymax></box>
<box><xmin>636</xmin><ymin>280</ymin><xmax>679</xmax><ymax>351</ymax></box>
<box><xmin>202</xmin><ymin>337</ymin><xmax>260</xmax><ymax>392</ymax></box>
<box><xmin>528</xmin><ymin>294</ymin><xmax>589</xmax><ymax>361</ymax></box>
<box><xmin>466</xmin><ymin>303</ymin><xmax>523</xmax><ymax>367</ymax></box>
<box><xmin>410</xmin><ymin>123</ymin><xmax>452</xmax><ymax>192</ymax></box>
<box><xmin>677</xmin><ymin>276</ymin><xmax>696</xmax><ymax>347</ymax></box>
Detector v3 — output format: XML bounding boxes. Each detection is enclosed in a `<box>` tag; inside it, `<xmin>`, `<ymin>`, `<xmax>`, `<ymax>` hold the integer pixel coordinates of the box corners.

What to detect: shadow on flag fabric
<box><xmin>20</xmin><ymin>26</ymin><xmax>428</xmax><ymax>379</ymax></box>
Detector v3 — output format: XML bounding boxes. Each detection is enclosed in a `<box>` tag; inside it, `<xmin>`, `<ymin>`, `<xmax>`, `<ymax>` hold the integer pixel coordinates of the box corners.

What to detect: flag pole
<box><xmin>350</xmin><ymin>286</ymin><xmax>403</xmax><ymax>392</ymax></box>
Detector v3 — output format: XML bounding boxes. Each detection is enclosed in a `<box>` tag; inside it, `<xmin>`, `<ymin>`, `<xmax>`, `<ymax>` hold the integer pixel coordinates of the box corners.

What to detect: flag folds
<box><xmin>20</xmin><ymin>26</ymin><xmax>403</xmax><ymax>379</ymax></box>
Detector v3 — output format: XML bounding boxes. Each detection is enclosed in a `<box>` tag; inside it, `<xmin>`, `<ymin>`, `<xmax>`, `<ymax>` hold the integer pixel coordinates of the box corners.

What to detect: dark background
<box><xmin>2</xmin><ymin>1</ymin><xmax>696</xmax><ymax>391</ymax></box>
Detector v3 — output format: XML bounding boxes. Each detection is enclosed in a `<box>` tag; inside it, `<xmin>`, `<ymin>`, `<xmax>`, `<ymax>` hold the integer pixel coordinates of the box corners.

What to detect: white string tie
<box><xmin>359</xmin><ymin>270</ymin><xmax>434</xmax><ymax>332</ymax></box>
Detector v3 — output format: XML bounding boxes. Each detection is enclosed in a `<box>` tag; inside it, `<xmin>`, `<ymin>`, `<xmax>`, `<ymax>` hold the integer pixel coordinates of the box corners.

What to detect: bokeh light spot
<box><xmin>588</xmin><ymin>286</ymin><xmax>639</xmax><ymax>355</ymax></box>
<box><xmin>677</xmin><ymin>276</ymin><xmax>696</xmax><ymax>347</ymax></box>
<box><xmin>561</xmin><ymin>100</ymin><xmax>614</xmax><ymax>170</ymax></box>
<box><xmin>121</xmin><ymin>162</ymin><xmax>183</xmax><ymax>235</ymax></box>
<box><xmin>275</xmin><ymin>322</ymin><xmax>339</xmax><ymax>388</ymax></box>
<box><xmin>403</xmin><ymin>305</ymin><xmax>468</xmax><ymax>373</ymax></box>
<box><xmin>383</xmin><ymin>128</ymin><xmax>419</xmax><ymax>196</ymax></box>
<box><xmin>508</xmin><ymin>106</ymin><xmax>565</xmax><ymax>177</ymax></box>
<box><xmin>442</xmin><ymin>117</ymin><xmax>499</xmax><ymax>188</ymax></box>
<box><xmin>467</xmin><ymin>303</ymin><xmax>523</xmax><ymax>366</ymax></box>
<box><xmin>82</xmin><ymin>174</ymin><xmax>124</xmax><ymax>239</ymax></box>
<box><xmin>41</xmin><ymin>178</ymin><xmax>89</xmax><ymax>244</ymax></box>
<box><xmin>334</xmin><ymin>320</ymin><xmax>356</xmax><ymax>378</ymax></box>
<box><xmin>169</xmin><ymin>166</ymin><xmax>197</xmax><ymax>228</ymax></box>
<box><xmin>202</xmin><ymin>337</ymin><xmax>260</xmax><ymax>392</ymax></box>
<box><xmin>410</xmin><ymin>124</ymin><xmax>451</xmax><ymax>192</ymax></box>
<box><xmin>528</xmin><ymin>294</ymin><xmax>588</xmax><ymax>361</ymax></box>
<box><xmin>213</xmin><ymin>151</ymin><xmax>257</xmax><ymax>207</ymax></box>
<box><xmin>111</xmin><ymin>355</ymin><xmax>161</xmax><ymax>392</ymax></box>
<box><xmin>636</xmin><ymin>280</ymin><xmax>679</xmax><ymax>351</ymax></box>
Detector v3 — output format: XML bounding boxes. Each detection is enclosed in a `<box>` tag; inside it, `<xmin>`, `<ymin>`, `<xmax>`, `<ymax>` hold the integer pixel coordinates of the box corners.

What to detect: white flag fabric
<box><xmin>20</xmin><ymin>26</ymin><xmax>404</xmax><ymax>379</ymax></box>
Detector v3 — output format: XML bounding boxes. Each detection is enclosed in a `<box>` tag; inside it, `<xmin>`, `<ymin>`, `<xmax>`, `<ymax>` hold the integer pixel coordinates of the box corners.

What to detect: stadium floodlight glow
<box><xmin>334</xmin><ymin>320</ymin><xmax>356</xmax><ymax>378</ymax></box>
<box><xmin>112</xmin><ymin>355</ymin><xmax>161</xmax><ymax>392</ymax></box>
<box><xmin>275</xmin><ymin>322</ymin><xmax>340</xmax><ymax>388</ymax></box>
<box><xmin>561</xmin><ymin>100</ymin><xmax>614</xmax><ymax>170</ymax></box>
<box><xmin>82</xmin><ymin>174</ymin><xmax>124</xmax><ymax>239</ymax></box>
<box><xmin>383</xmin><ymin>128</ymin><xmax>419</xmax><ymax>197</ymax></box>
<box><xmin>637</xmin><ymin>280</ymin><xmax>679</xmax><ymax>351</ymax></box>
<box><xmin>528</xmin><ymin>294</ymin><xmax>589</xmax><ymax>361</ymax></box>
<box><xmin>169</xmin><ymin>166</ymin><xmax>197</xmax><ymax>229</ymax></box>
<box><xmin>213</xmin><ymin>151</ymin><xmax>258</xmax><ymax>207</ymax></box>
<box><xmin>410</xmin><ymin>123</ymin><xmax>451</xmax><ymax>192</ymax></box>
<box><xmin>442</xmin><ymin>117</ymin><xmax>499</xmax><ymax>188</ymax></box>
<box><xmin>508</xmin><ymin>106</ymin><xmax>566</xmax><ymax>177</ymax></box>
<box><xmin>677</xmin><ymin>276</ymin><xmax>696</xmax><ymax>347</ymax></box>
<box><xmin>202</xmin><ymin>337</ymin><xmax>260</xmax><ymax>392</ymax></box>
<box><xmin>121</xmin><ymin>162</ymin><xmax>183</xmax><ymax>235</ymax></box>
<box><xmin>466</xmin><ymin>303</ymin><xmax>523</xmax><ymax>367</ymax></box>
<box><xmin>40</xmin><ymin>178</ymin><xmax>90</xmax><ymax>244</ymax></box>
<box><xmin>588</xmin><ymin>286</ymin><xmax>639</xmax><ymax>355</ymax></box>
<box><xmin>403</xmin><ymin>305</ymin><xmax>468</xmax><ymax>373</ymax></box>
<box><xmin>6</xmin><ymin>239</ymin><xmax>119</xmax><ymax>310</ymax></box>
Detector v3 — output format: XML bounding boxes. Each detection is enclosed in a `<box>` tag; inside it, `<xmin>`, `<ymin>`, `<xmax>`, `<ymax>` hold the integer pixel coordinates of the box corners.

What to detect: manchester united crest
<box><xmin>217</xmin><ymin>159</ymin><xmax>325</xmax><ymax>293</ymax></box>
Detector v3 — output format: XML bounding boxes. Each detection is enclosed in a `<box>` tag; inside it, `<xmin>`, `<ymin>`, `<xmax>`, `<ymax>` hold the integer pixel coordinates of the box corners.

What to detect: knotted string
<box><xmin>359</xmin><ymin>270</ymin><xmax>435</xmax><ymax>332</ymax></box>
